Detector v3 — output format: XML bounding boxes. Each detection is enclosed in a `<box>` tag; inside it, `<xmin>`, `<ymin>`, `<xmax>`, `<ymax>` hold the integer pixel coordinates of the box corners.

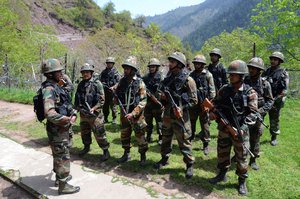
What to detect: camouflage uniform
<box><xmin>262</xmin><ymin>52</ymin><xmax>289</xmax><ymax>145</ymax></box>
<box><xmin>100</xmin><ymin>58</ymin><xmax>121</xmax><ymax>123</ymax></box>
<box><xmin>244</xmin><ymin>57</ymin><xmax>274</xmax><ymax>169</ymax></box>
<box><xmin>61</xmin><ymin>74</ymin><xmax>74</xmax><ymax>95</ymax></box>
<box><xmin>74</xmin><ymin>63</ymin><xmax>110</xmax><ymax>159</ymax></box>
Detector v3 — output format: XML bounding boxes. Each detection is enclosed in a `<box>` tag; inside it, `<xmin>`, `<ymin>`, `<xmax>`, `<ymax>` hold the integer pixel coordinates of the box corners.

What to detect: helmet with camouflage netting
<box><xmin>80</xmin><ymin>63</ymin><xmax>94</xmax><ymax>72</ymax></box>
<box><xmin>41</xmin><ymin>59</ymin><xmax>64</xmax><ymax>74</ymax></box>
<box><xmin>192</xmin><ymin>54</ymin><xmax>207</xmax><ymax>65</ymax></box>
<box><xmin>209</xmin><ymin>48</ymin><xmax>222</xmax><ymax>58</ymax></box>
<box><xmin>148</xmin><ymin>58</ymin><xmax>161</xmax><ymax>67</ymax></box>
<box><xmin>247</xmin><ymin>57</ymin><xmax>265</xmax><ymax>71</ymax></box>
<box><xmin>168</xmin><ymin>52</ymin><xmax>186</xmax><ymax>68</ymax></box>
<box><xmin>122</xmin><ymin>55</ymin><xmax>138</xmax><ymax>71</ymax></box>
<box><xmin>227</xmin><ymin>60</ymin><xmax>248</xmax><ymax>75</ymax></box>
<box><xmin>269</xmin><ymin>51</ymin><xmax>284</xmax><ymax>63</ymax></box>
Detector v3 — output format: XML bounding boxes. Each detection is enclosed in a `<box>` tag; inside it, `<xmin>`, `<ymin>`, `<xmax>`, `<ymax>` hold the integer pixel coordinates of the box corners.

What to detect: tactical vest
<box><xmin>244</xmin><ymin>76</ymin><xmax>265</xmax><ymax>108</ymax></box>
<box><xmin>76</xmin><ymin>79</ymin><xmax>101</xmax><ymax>110</ymax></box>
<box><xmin>190</xmin><ymin>71</ymin><xmax>209</xmax><ymax>101</ymax></box>
<box><xmin>116</xmin><ymin>77</ymin><xmax>142</xmax><ymax>112</ymax></box>
<box><xmin>262</xmin><ymin>68</ymin><xmax>286</xmax><ymax>97</ymax></box>
<box><xmin>143</xmin><ymin>72</ymin><xmax>161</xmax><ymax>94</ymax></box>
<box><xmin>100</xmin><ymin>67</ymin><xmax>119</xmax><ymax>87</ymax></box>
<box><xmin>208</xmin><ymin>62</ymin><xmax>226</xmax><ymax>90</ymax></box>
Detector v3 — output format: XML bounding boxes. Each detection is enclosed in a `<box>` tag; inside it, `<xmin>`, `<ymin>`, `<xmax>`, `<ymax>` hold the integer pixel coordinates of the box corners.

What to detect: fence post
<box><xmin>4</xmin><ymin>54</ymin><xmax>11</xmax><ymax>89</ymax></box>
<box><xmin>71</xmin><ymin>60</ymin><xmax>76</xmax><ymax>98</ymax></box>
<box><xmin>64</xmin><ymin>53</ymin><xmax>68</xmax><ymax>73</ymax></box>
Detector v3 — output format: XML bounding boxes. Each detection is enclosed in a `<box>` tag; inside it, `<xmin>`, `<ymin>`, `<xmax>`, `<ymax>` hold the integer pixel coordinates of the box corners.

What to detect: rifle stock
<box><xmin>146</xmin><ymin>89</ymin><xmax>164</xmax><ymax>109</ymax></box>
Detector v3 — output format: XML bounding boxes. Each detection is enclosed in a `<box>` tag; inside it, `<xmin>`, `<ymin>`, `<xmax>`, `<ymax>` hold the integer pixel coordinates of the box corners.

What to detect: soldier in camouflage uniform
<box><xmin>153</xmin><ymin>52</ymin><xmax>198</xmax><ymax>179</ymax></box>
<box><xmin>142</xmin><ymin>58</ymin><xmax>163</xmax><ymax>144</ymax></box>
<box><xmin>209</xmin><ymin>60</ymin><xmax>258</xmax><ymax>196</ymax></box>
<box><xmin>262</xmin><ymin>52</ymin><xmax>289</xmax><ymax>146</ymax></box>
<box><xmin>41</xmin><ymin>59</ymin><xmax>80</xmax><ymax>195</ymax></box>
<box><xmin>100</xmin><ymin>57</ymin><xmax>121</xmax><ymax>124</ymax></box>
<box><xmin>244</xmin><ymin>57</ymin><xmax>274</xmax><ymax>170</ymax></box>
<box><xmin>189</xmin><ymin>55</ymin><xmax>216</xmax><ymax>155</ymax></box>
<box><xmin>113</xmin><ymin>56</ymin><xmax>148</xmax><ymax>165</ymax></box>
<box><xmin>208</xmin><ymin>48</ymin><xmax>228</xmax><ymax>92</ymax></box>
<box><xmin>74</xmin><ymin>63</ymin><xmax>110</xmax><ymax>161</ymax></box>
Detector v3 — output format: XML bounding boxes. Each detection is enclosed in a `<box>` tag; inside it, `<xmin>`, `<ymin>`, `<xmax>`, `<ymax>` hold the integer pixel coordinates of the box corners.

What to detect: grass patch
<box><xmin>0</xmin><ymin>87</ymin><xmax>36</xmax><ymax>104</ymax></box>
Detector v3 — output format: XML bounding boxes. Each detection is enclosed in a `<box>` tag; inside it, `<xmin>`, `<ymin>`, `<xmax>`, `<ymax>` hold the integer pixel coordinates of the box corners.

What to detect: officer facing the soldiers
<box><xmin>113</xmin><ymin>56</ymin><xmax>148</xmax><ymax>165</ymax></box>
<box><xmin>262</xmin><ymin>52</ymin><xmax>289</xmax><ymax>146</ymax></box>
<box><xmin>142</xmin><ymin>58</ymin><xmax>164</xmax><ymax>144</ymax></box>
<box><xmin>189</xmin><ymin>54</ymin><xmax>216</xmax><ymax>155</ymax></box>
<box><xmin>208</xmin><ymin>60</ymin><xmax>258</xmax><ymax>196</ymax></box>
<box><xmin>74</xmin><ymin>63</ymin><xmax>110</xmax><ymax>161</ymax></box>
<box><xmin>100</xmin><ymin>57</ymin><xmax>121</xmax><ymax>124</ymax></box>
<box><xmin>207</xmin><ymin>48</ymin><xmax>228</xmax><ymax>92</ymax></box>
<box><xmin>41</xmin><ymin>59</ymin><xmax>80</xmax><ymax>195</ymax></box>
<box><xmin>154</xmin><ymin>52</ymin><xmax>198</xmax><ymax>179</ymax></box>
<box><xmin>244</xmin><ymin>57</ymin><xmax>274</xmax><ymax>170</ymax></box>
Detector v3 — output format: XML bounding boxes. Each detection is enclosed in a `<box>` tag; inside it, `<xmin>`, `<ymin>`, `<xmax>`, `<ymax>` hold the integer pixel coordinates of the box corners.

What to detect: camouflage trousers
<box><xmin>120</xmin><ymin>114</ymin><xmax>148</xmax><ymax>153</ymax></box>
<box><xmin>103</xmin><ymin>92</ymin><xmax>118</xmax><ymax>120</ymax></box>
<box><xmin>161</xmin><ymin>110</ymin><xmax>194</xmax><ymax>165</ymax></box>
<box><xmin>249</xmin><ymin>121</ymin><xmax>264</xmax><ymax>157</ymax></box>
<box><xmin>144</xmin><ymin>104</ymin><xmax>163</xmax><ymax>139</ymax></box>
<box><xmin>216</xmin><ymin>125</ymin><xmax>250</xmax><ymax>178</ymax></box>
<box><xmin>269</xmin><ymin>103</ymin><xmax>283</xmax><ymax>136</ymax></box>
<box><xmin>80</xmin><ymin>113</ymin><xmax>110</xmax><ymax>150</ymax></box>
<box><xmin>46</xmin><ymin>123</ymin><xmax>71</xmax><ymax>182</ymax></box>
<box><xmin>189</xmin><ymin>105</ymin><xmax>210</xmax><ymax>143</ymax></box>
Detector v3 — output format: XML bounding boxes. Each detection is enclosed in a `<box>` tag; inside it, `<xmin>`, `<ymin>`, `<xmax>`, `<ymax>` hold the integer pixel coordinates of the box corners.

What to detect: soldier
<box><xmin>262</xmin><ymin>52</ymin><xmax>289</xmax><ymax>146</ymax></box>
<box><xmin>207</xmin><ymin>48</ymin><xmax>228</xmax><ymax>92</ymax></box>
<box><xmin>74</xmin><ymin>63</ymin><xmax>110</xmax><ymax>161</ymax></box>
<box><xmin>142</xmin><ymin>58</ymin><xmax>164</xmax><ymax>144</ymax></box>
<box><xmin>153</xmin><ymin>52</ymin><xmax>198</xmax><ymax>179</ymax></box>
<box><xmin>244</xmin><ymin>57</ymin><xmax>273</xmax><ymax>170</ymax></box>
<box><xmin>41</xmin><ymin>59</ymin><xmax>80</xmax><ymax>195</ymax></box>
<box><xmin>208</xmin><ymin>60</ymin><xmax>258</xmax><ymax>196</ymax></box>
<box><xmin>189</xmin><ymin>55</ymin><xmax>216</xmax><ymax>155</ymax></box>
<box><xmin>100</xmin><ymin>57</ymin><xmax>121</xmax><ymax>124</ymax></box>
<box><xmin>113</xmin><ymin>56</ymin><xmax>148</xmax><ymax>165</ymax></box>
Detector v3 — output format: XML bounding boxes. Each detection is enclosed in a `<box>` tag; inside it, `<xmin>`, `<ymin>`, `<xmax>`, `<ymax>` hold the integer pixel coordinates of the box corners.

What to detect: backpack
<box><xmin>33</xmin><ymin>88</ymin><xmax>45</xmax><ymax>122</ymax></box>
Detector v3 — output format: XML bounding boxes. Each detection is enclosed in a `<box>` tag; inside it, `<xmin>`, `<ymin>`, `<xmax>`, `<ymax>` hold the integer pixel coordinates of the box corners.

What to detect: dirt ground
<box><xmin>0</xmin><ymin>100</ymin><xmax>222</xmax><ymax>199</ymax></box>
<box><xmin>0</xmin><ymin>176</ymin><xmax>35</xmax><ymax>199</ymax></box>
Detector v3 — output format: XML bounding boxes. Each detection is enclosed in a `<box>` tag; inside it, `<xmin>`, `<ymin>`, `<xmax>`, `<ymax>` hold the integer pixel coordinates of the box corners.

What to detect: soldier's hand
<box><xmin>70</xmin><ymin>115</ymin><xmax>77</xmax><ymax>124</ymax></box>
<box><xmin>209</xmin><ymin>112</ymin><xmax>217</xmax><ymax>120</ymax></box>
<box><xmin>125</xmin><ymin>113</ymin><xmax>134</xmax><ymax>121</ymax></box>
<box><xmin>160</xmin><ymin>92</ymin><xmax>167</xmax><ymax>100</ymax></box>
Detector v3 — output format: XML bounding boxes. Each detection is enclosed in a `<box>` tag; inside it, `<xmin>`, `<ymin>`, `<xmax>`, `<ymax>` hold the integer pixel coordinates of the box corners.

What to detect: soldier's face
<box><xmin>168</xmin><ymin>59</ymin><xmax>178</xmax><ymax>71</ymax></box>
<box><xmin>148</xmin><ymin>65</ymin><xmax>157</xmax><ymax>73</ymax></box>
<box><xmin>270</xmin><ymin>57</ymin><xmax>281</xmax><ymax>67</ymax></box>
<box><xmin>210</xmin><ymin>54</ymin><xmax>219</xmax><ymax>63</ymax></box>
<box><xmin>229</xmin><ymin>73</ymin><xmax>241</xmax><ymax>84</ymax></box>
<box><xmin>106</xmin><ymin>62</ymin><xmax>114</xmax><ymax>69</ymax></box>
<box><xmin>194</xmin><ymin>63</ymin><xmax>205</xmax><ymax>72</ymax></box>
<box><xmin>53</xmin><ymin>70</ymin><xmax>63</xmax><ymax>82</ymax></box>
<box><xmin>123</xmin><ymin>66</ymin><xmax>133</xmax><ymax>76</ymax></box>
<box><xmin>248</xmin><ymin>66</ymin><xmax>260</xmax><ymax>77</ymax></box>
<box><xmin>81</xmin><ymin>71</ymin><xmax>92</xmax><ymax>80</ymax></box>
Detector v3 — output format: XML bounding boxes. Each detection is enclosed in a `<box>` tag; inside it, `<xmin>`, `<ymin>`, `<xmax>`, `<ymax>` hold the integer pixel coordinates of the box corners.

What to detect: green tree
<box><xmin>103</xmin><ymin>2</ymin><xmax>115</xmax><ymax>19</ymax></box>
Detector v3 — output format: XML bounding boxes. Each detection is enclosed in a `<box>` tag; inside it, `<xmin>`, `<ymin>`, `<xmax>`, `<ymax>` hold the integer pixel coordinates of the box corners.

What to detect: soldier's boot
<box><xmin>249</xmin><ymin>157</ymin><xmax>259</xmax><ymax>170</ymax></box>
<box><xmin>112</xmin><ymin>118</ymin><xmax>117</xmax><ymax>125</ymax></box>
<box><xmin>117</xmin><ymin>150</ymin><xmax>131</xmax><ymax>163</ymax></box>
<box><xmin>153</xmin><ymin>156</ymin><xmax>169</xmax><ymax>169</ymax></box>
<box><xmin>78</xmin><ymin>145</ymin><xmax>90</xmax><ymax>156</ymax></box>
<box><xmin>270</xmin><ymin>135</ymin><xmax>278</xmax><ymax>146</ymax></box>
<box><xmin>157</xmin><ymin>134</ymin><xmax>162</xmax><ymax>145</ymax></box>
<box><xmin>185</xmin><ymin>163</ymin><xmax>194</xmax><ymax>179</ymax></box>
<box><xmin>238</xmin><ymin>177</ymin><xmax>248</xmax><ymax>196</ymax></box>
<box><xmin>146</xmin><ymin>132</ymin><xmax>153</xmax><ymax>143</ymax></box>
<box><xmin>55</xmin><ymin>175</ymin><xmax>72</xmax><ymax>187</ymax></box>
<box><xmin>58</xmin><ymin>181</ymin><xmax>80</xmax><ymax>195</ymax></box>
<box><xmin>203</xmin><ymin>142</ymin><xmax>209</xmax><ymax>156</ymax></box>
<box><xmin>209</xmin><ymin>169</ymin><xmax>228</xmax><ymax>184</ymax></box>
<box><xmin>100</xmin><ymin>149</ymin><xmax>110</xmax><ymax>161</ymax></box>
<box><xmin>139</xmin><ymin>153</ymin><xmax>146</xmax><ymax>166</ymax></box>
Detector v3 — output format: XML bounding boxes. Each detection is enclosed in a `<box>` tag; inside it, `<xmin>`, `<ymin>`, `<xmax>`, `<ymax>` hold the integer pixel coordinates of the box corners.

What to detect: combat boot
<box><xmin>249</xmin><ymin>157</ymin><xmax>259</xmax><ymax>170</ymax></box>
<box><xmin>139</xmin><ymin>153</ymin><xmax>146</xmax><ymax>166</ymax></box>
<box><xmin>153</xmin><ymin>156</ymin><xmax>169</xmax><ymax>169</ymax></box>
<box><xmin>100</xmin><ymin>149</ymin><xmax>110</xmax><ymax>161</ymax></box>
<box><xmin>185</xmin><ymin>163</ymin><xmax>194</xmax><ymax>179</ymax></box>
<box><xmin>58</xmin><ymin>181</ymin><xmax>80</xmax><ymax>195</ymax></box>
<box><xmin>78</xmin><ymin>144</ymin><xmax>90</xmax><ymax>156</ymax></box>
<box><xmin>209</xmin><ymin>169</ymin><xmax>228</xmax><ymax>184</ymax></box>
<box><xmin>117</xmin><ymin>150</ymin><xmax>131</xmax><ymax>163</ymax></box>
<box><xmin>146</xmin><ymin>132</ymin><xmax>153</xmax><ymax>143</ymax></box>
<box><xmin>112</xmin><ymin>118</ymin><xmax>117</xmax><ymax>125</ymax></box>
<box><xmin>55</xmin><ymin>175</ymin><xmax>72</xmax><ymax>187</ymax></box>
<box><xmin>157</xmin><ymin>135</ymin><xmax>162</xmax><ymax>145</ymax></box>
<box><xmin>270</xmin><ymin>135</ymin><xmax>278</xmax><ymax>146</ymax></box>
<box><xmin>203</xmin><ymin>142</ymin><xmax>209</xmax><ymax>156</ymax></box>
<box><xmin>238</xmin><ymin>177</ymin><xmax>248</xmax><ymax>196</ymax></box>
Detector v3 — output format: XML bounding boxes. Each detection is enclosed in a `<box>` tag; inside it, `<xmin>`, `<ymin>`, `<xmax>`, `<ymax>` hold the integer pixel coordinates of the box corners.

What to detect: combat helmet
<box><xmin>106</xmin><ymin>57</ymin><xmax>115</xmax><ymax>63</ymax></box>
<box><xmin>227</xmin><ymin>60</ymin><xmax>248</xmax><ymax>75</ymax></box>
<box><xmin>80</xmin><ymin>63</ymin><xmax>94</xmax><ymax>72</ymax></box>
<box><xmin>122</xmin><ymin>55</ymin><xmax>138</xmax><ymax>71</ymax></box>
<box><xmin>148</xmin><ymin>58</ymin><xmax>161</xmax><ymax>67</ymax></box>
<box><xmin>168</xmin><ymin>52</ymin><xmax>186</xmax><ymax>68</ymax></box>
<box><xmin>269</xmin><ymin>51</ymin><xmax>284</xmax><ymax>63</ymax></box>
<box><xmin>247</xmin><ymin>57</ymin><xmax>265</xmax><ymax>71</ymax></box>
<box><xmin>209</xmin><ymin>48</ymin><xmax>222</xmax><ymax>58</ymax></box>
<box><xmin>192</xmin><ymin>54</ymin><xmax>207</xmax><ymax>65</ymax></box>
<box><xmin>41</xmin><ymin>59</ymin><xmax>64</xmax><ymax>74</ymax></box>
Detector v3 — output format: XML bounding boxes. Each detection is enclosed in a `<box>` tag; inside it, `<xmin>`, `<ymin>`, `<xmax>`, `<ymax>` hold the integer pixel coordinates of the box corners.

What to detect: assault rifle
<box><xmin>78</xmin><ymin>101</ymin><xmax>97</xmax><ymax>117</ymax></box>
<box><xmin>203</xmin><ymin>98</ymin><xmax>255</xmax><ymax>157</ymax></box>
<box><xmin>164</xmin><ymin>89</ymin><xmax>188</xmax><ymax>134</ymax></box>
<box><xmin>255</xmin><ymin>112</ymin><xmax>269</xmax><ymax>129</ymax></box>
<box><xmin>146</xmin><ymin>88</ymin><xmax>164</xmax><ymax>109</ymax></box>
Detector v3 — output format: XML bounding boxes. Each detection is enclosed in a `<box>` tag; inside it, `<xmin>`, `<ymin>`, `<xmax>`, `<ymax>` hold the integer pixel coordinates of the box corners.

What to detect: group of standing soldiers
<box><xmin>40</xmin><ymin>48</ymin><xmax>288</xmax><ymax>195</ymax></box>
